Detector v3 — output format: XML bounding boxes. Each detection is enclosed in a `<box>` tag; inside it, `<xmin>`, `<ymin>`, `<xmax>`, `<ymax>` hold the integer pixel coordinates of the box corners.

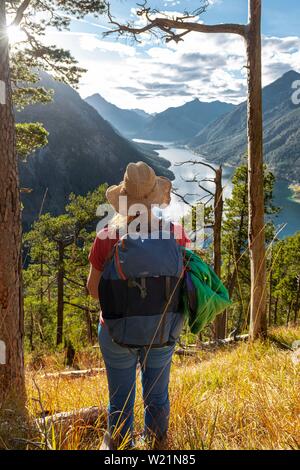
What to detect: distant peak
<box><xmin>85</xmin><ymin>93</ymin><xmax>107</xmax><ymax>102</ymax></box>
<box><xmin>282</xmin><ymin>69</ymin><xmax>300</xmax><ymax>79</ymax></box>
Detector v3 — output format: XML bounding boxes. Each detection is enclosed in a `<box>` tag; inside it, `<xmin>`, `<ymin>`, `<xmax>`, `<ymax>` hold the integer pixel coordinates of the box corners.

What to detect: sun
<box><xmin>6</xmin><ymin>25</ymin><xmax>27</xmax><ymax>45</ymax></box>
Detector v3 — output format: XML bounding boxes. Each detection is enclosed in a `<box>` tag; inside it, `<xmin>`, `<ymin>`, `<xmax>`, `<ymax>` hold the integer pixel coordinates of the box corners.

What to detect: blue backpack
<box><xmin>99</xmin><ymin>227</ymin><xmax>185</xmax><ymax>348</ymax></box>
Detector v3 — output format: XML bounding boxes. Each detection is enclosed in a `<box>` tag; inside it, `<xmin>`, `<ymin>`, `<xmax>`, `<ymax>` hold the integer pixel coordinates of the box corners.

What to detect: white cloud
<box><xmin>42</xmin><ymin>27</ymin><xmax>300</xmax><ymax>114</ymax></box>
<box><xmin>262</xmin><ymin>36</ymin><xmax>300</xmax><ymax>85</ymax></box>
<box><xmin>79</xmin><ymin>34</ymin><xmax>136</xmax><ymax>57</ymax></box>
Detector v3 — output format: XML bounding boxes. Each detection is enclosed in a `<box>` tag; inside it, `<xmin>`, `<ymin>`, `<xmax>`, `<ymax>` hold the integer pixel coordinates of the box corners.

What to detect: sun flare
<box><xmin>7</xmin><ymin>25</ymin><xmax>26</xmax><ymax>45</ymax></box>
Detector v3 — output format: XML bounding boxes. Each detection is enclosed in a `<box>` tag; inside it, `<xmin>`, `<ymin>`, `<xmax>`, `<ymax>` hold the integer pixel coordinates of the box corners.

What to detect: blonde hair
<box><xmin>108</xmin><ymin>208</ymin><xmax>155</xmax><ymax>236</ymax></box>
<box><xmin>109</xmin><ymin>213</ymin><xmax>133</xmax><ymax>232</ymax></box>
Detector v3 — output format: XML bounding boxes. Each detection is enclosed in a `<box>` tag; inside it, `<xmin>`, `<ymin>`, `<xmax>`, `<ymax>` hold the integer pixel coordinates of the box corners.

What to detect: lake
<box><xmin>134</xmin><ymin>139</ymin><xmax>300</xmax><ymax>239</ymax></box>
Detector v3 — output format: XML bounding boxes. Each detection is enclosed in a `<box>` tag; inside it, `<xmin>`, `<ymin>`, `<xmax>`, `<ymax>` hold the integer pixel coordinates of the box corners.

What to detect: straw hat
<box><xmin>106</xmin><ymin>161</ymin><xmax>172</xmax><ymax>214</ymax></box>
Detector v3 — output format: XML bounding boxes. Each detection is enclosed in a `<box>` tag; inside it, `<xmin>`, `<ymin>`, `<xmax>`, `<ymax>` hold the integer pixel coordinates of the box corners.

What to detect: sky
<box><xmin>43</xmin><ymin>0</ymin><xmax>300</xmax><ymax>113</ymax></box>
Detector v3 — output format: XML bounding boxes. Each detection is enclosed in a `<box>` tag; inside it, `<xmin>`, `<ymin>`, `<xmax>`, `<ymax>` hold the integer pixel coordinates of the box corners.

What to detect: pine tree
<box><xmin>24</xmin><ymin>185</ymin><xmax>107</xmax><ymax>349</ymax></box>
<box><xmin>0</xmin><ymin>0</ymin><xmax>106</xmax><ymax>412</ymax></box>
<box><xmin>222</xmin><ymin>163</ymin><xmax>280</xmax><ymax>334</ymax></box>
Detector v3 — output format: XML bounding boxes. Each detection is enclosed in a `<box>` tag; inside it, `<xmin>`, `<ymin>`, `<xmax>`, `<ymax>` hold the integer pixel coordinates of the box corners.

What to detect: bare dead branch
<box><xmin>180</xmin><ymin>174</ymin><xmax>215</xmax><ymax>196</ymax></box>
<box><xmin>205</xmin><ymin>195</ymin><xmax>214</xmax><ymax>205</ymax></box>
<box><xmin>104</xmin><ymin>1</ymin><xmax>247</xmax><ymax>43</ymax></box>
<box><xmin>175</xmin><ymin>159</ymin><xmax>217</xmax><ymax>174</ymax></box>
<box><xmin>32</xmin><ymin>377</ymin><xmax>53</xmax><ymax>450</ymax></box>
<box><xmin>63</xmin><ymin>276</ymin><xmax>86</xmax><ymax>289</ymax></box>
<box><xmin>172</xmin><ymin>190</ymin><xmax>193</xmax><ymax>206</ymax></box>
<box><xmin>201</xmin><ymin>178</ymin><xmax>215</xmax><ymax>183</ymax></box>
<box><xmin>172</xmin><ymin>189</ymin><xmax>211</xmax><ymax>206</ymax></box>
<box><xmin>63</xmin><ymin>300</ymin><xmax>98</xmax><ymax>314</ymax></box>
<box><xmin>10</xmin><ymin>0</ymin><xmax>32</xmax><ymax>27</ymax></box>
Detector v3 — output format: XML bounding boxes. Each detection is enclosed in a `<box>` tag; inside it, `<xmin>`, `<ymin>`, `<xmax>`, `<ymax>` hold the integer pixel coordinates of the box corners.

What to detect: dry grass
<box><xmin>25</xmin><ymin>326</ymin><xmax>300</xmax><ymax>450</ymax></box>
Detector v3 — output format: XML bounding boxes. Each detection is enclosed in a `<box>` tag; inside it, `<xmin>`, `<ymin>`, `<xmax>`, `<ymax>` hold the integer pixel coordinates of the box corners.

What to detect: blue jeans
<box><xmin>98</xmin><ymin>323</ymin><xmax>175</xmax><ymax>444</ymax></box>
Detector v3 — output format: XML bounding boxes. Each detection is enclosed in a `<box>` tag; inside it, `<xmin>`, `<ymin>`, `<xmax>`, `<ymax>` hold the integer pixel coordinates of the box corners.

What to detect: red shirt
<box><xmin>89</xmin><ymin>223</ymin><xmax>190</xmax><ymax>272</ymax></box>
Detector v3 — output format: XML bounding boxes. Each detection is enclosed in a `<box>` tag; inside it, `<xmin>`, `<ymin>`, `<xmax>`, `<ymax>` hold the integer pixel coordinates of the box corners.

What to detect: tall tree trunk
<box><xmin>268</xmin><ymin>248</ymin><xmax>273</xmax><ymax>327</ymax></box>
<box><xmin>85</xmin><ymin>308</ymin><xmax>94</xmax><ymax>345</ymax></box>
<box><xmin>0</xmin><ymin>3</ymin><xmax>25</xmax><ymax>408</ymax></box>
<box><xmin>246</xmin><ymin>0</ymin><xmax>267</xmax><ymax>340</ymax></box>
<box><xmin>39</xmin><ymin>253</ymin><xmax>44</xmax><ymax>340</ymax></box>
<box><xmin>294</xmin><ymin>278</ymin><xmax>300</xmax><ymax>325</ymax></box>
<box><xmin>286</xmin><ymin>301</ymin><xmax>292</xmax><ymax>326</ymax></box>
<box><xmin>56</xmin><ymin>242</ymin><xmax>65</xmax><ymax>345</ymax></box>
<box><xmin>213</xmin><ymin>166</ymin><xmax>226</xmax><ymax>339</ymax></box>
<box><xmin>29</xmin><ymin>308</ymin><xmax>34</xmax><ymax>351</ymax></box>
<box><xmin>273</xmin><ymin>296</ymin><xmax>278</xmax><ymax>326</ymax></box>
<box><xmin>225</xmin><ymin>178</ymin><xmax>248</xmax><ymax>335</ymax></box>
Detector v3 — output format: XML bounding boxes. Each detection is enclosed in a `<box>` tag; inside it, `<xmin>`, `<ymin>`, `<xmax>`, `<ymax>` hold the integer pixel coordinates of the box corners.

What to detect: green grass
<box><xmin>23</xmin><ymin>326</ymin><xmax>300</xmax><ymax>450</ymax></box>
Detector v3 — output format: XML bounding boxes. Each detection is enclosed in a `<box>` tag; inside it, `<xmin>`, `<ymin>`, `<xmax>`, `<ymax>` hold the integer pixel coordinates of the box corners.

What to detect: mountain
<box><xmin>189</xmin><ymin>70</ymin><xmax>300</xmax><ymax>181</ymax></box>
<box><xmin>132</xmin><ymin>109</ymin><xmax>151</xmax><ymax>119</ymax></box>
<box><xmin>85</xmin><ymin>93</ymin><xmax>151</xmax><ymax>138</ymax></box>
<box><xmin>139</xmin><ymin>99</ymin><xmax>236</xmax><ymax>142</ymax></box>
<box><xmin>18</xmin><ymin>73</ymin><xmax>173</xmax><ymax>230</ymax></box>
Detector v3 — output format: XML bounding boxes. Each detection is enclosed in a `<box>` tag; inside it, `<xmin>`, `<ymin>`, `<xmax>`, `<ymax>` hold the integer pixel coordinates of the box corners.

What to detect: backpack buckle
<box><xmin>128</xmin><ymin>278</ymin><xmax>147</xmax><ymax>299</ymax></box>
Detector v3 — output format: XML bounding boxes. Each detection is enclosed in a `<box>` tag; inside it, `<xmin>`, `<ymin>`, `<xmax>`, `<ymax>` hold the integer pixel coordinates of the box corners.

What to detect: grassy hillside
<box><xmin>22</xmin><ymin>326</ymin><xmax>300</xmax><ymax>450</ymax></box>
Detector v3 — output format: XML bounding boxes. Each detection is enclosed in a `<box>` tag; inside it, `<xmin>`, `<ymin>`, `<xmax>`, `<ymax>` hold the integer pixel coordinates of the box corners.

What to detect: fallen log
<box><xmin>175</xmin><ymin>334</ymin><xmax>249</xmax><ymax>356</ymax></box>
<box><xmin>40</xmin><ymin>367</ymin><xmax>105</xmax><ymax>379</ymax></box>
<box><xmin>201</xmin><ymin>334</ymin><xmax>249</xmax><ymax>348</ymax></box>
<box><xmin>175</xmin><ymin>349</ymin><xmax>199</xmax><ymax>357</ymax></box>
<box><xmin>36</xmin><ymin>406</ymin><xmax>105</xmax><ymax>429</ymax></box>
<box><xmin>35</xmin><ymin>406</ymin><xmax>106</xmax><ymax>449</ymax></box>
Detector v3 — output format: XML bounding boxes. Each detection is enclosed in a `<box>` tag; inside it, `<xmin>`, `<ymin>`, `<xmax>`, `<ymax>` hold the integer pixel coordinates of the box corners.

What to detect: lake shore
<box><xmin>133</xmin><ymin>138</ymin><xmax>300</xmax><ymax>238</ymax></box>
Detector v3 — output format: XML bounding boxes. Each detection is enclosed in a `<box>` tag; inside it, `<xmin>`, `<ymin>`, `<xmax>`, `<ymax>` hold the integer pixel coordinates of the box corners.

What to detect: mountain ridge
<box><xmin>86</xmin><ymin>93</ymin><xmax>236</xmax><ymax>142</ymax></box>
<box><xmin>85</xmin><ymin>93</ymin><xmax>151</xmax><ymax>138</ymax></box>
<box><xmin>189</xmin><ymin>70</ymin><xmax>300</xmax><ymax>182</ymax></box>
<box><xmin>18</xmin><ymin>73</ymin><xmax>172</xmax><ymax>230</ymax></box>
<box><xmin>130</xmin><ymin>98</ymin><xmax>235</xmax><ymax>142</ymax></box>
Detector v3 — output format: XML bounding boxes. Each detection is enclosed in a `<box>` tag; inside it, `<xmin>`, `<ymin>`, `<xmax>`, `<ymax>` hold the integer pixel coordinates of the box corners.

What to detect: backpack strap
<box><xmin>140</xmin><ymin>277</ymin><xmax>147</xmax><ymax>298</ymax></box>
<box><xmin>114</xmin><ymin>243</ymin><xmax>127</xmax><ymax>280</ymax></box>
<box><xmin>165</xmin><ymin>276</ymin><xmax>171</xmax><ymax>300</ymax></box>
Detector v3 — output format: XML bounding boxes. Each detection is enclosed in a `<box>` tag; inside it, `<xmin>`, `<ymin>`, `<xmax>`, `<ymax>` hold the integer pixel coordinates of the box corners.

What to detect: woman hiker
<box><xmin>87</xmin><ymin>161</ymin><xmax>190</xmax><ymax>450</ymax></box>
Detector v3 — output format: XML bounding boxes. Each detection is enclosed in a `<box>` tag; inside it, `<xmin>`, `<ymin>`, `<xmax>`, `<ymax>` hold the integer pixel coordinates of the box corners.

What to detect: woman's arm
<box><xmin>86</xmin><ymin>265</ymin><xmax>102</xmax><ymax>299</ymax></box>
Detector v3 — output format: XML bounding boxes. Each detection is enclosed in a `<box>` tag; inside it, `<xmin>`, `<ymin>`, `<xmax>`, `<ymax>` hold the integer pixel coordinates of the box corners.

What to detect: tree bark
<box><xmin>213</xmin><ymin>166</ymin><xmax>226</xmax><ymax>339</ymax></box>
<box><xmin>56</xmin><ymin>242</ymin><xmax>64</xmax><ymax>345</ymax></box>
<box><xmin>225</xmin><ymin>175</ymin><xmax>247</xmax><ymax>335</ymax></box>
<box><xmin>268</xmin><ymin>247</ymin><xmax>273</xmax><ymax>326</ymax></box>
<box><xmin>294</xmin><ymin>278</ymin><xmax>300</xmax><ymax>325</ymax></box>
<box><xmin>246</xmin><ymin>0</ymin><xmax>267</xmax><ymax>340</ymax></box>
<box><xmin>273</xmin><ymin>296</ymin><xmax>278</xmax><ymax>326</ymax></box>
<box><xmin>29</xmin><ymin>309</ymin><xmax>34</xmax><ymax>351</ymax></box>
<box><xmin>85</xmin><ymin>307</ymin><xmax>94</xmax><ymax>344</ymax></box>
<box><xmin>0</xmin><ymin>3</ymin><xmax>25</xmax><ymax>407</ymax></box>
<box><xmin>39</xmin><ymin>253</ymin><xmax>44</xmax><ymax>340</ymax></box>
<box><xmin>286</xmin><ymin>301</ymin><xmax>292</xmax><ymax>326</ymax></box>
